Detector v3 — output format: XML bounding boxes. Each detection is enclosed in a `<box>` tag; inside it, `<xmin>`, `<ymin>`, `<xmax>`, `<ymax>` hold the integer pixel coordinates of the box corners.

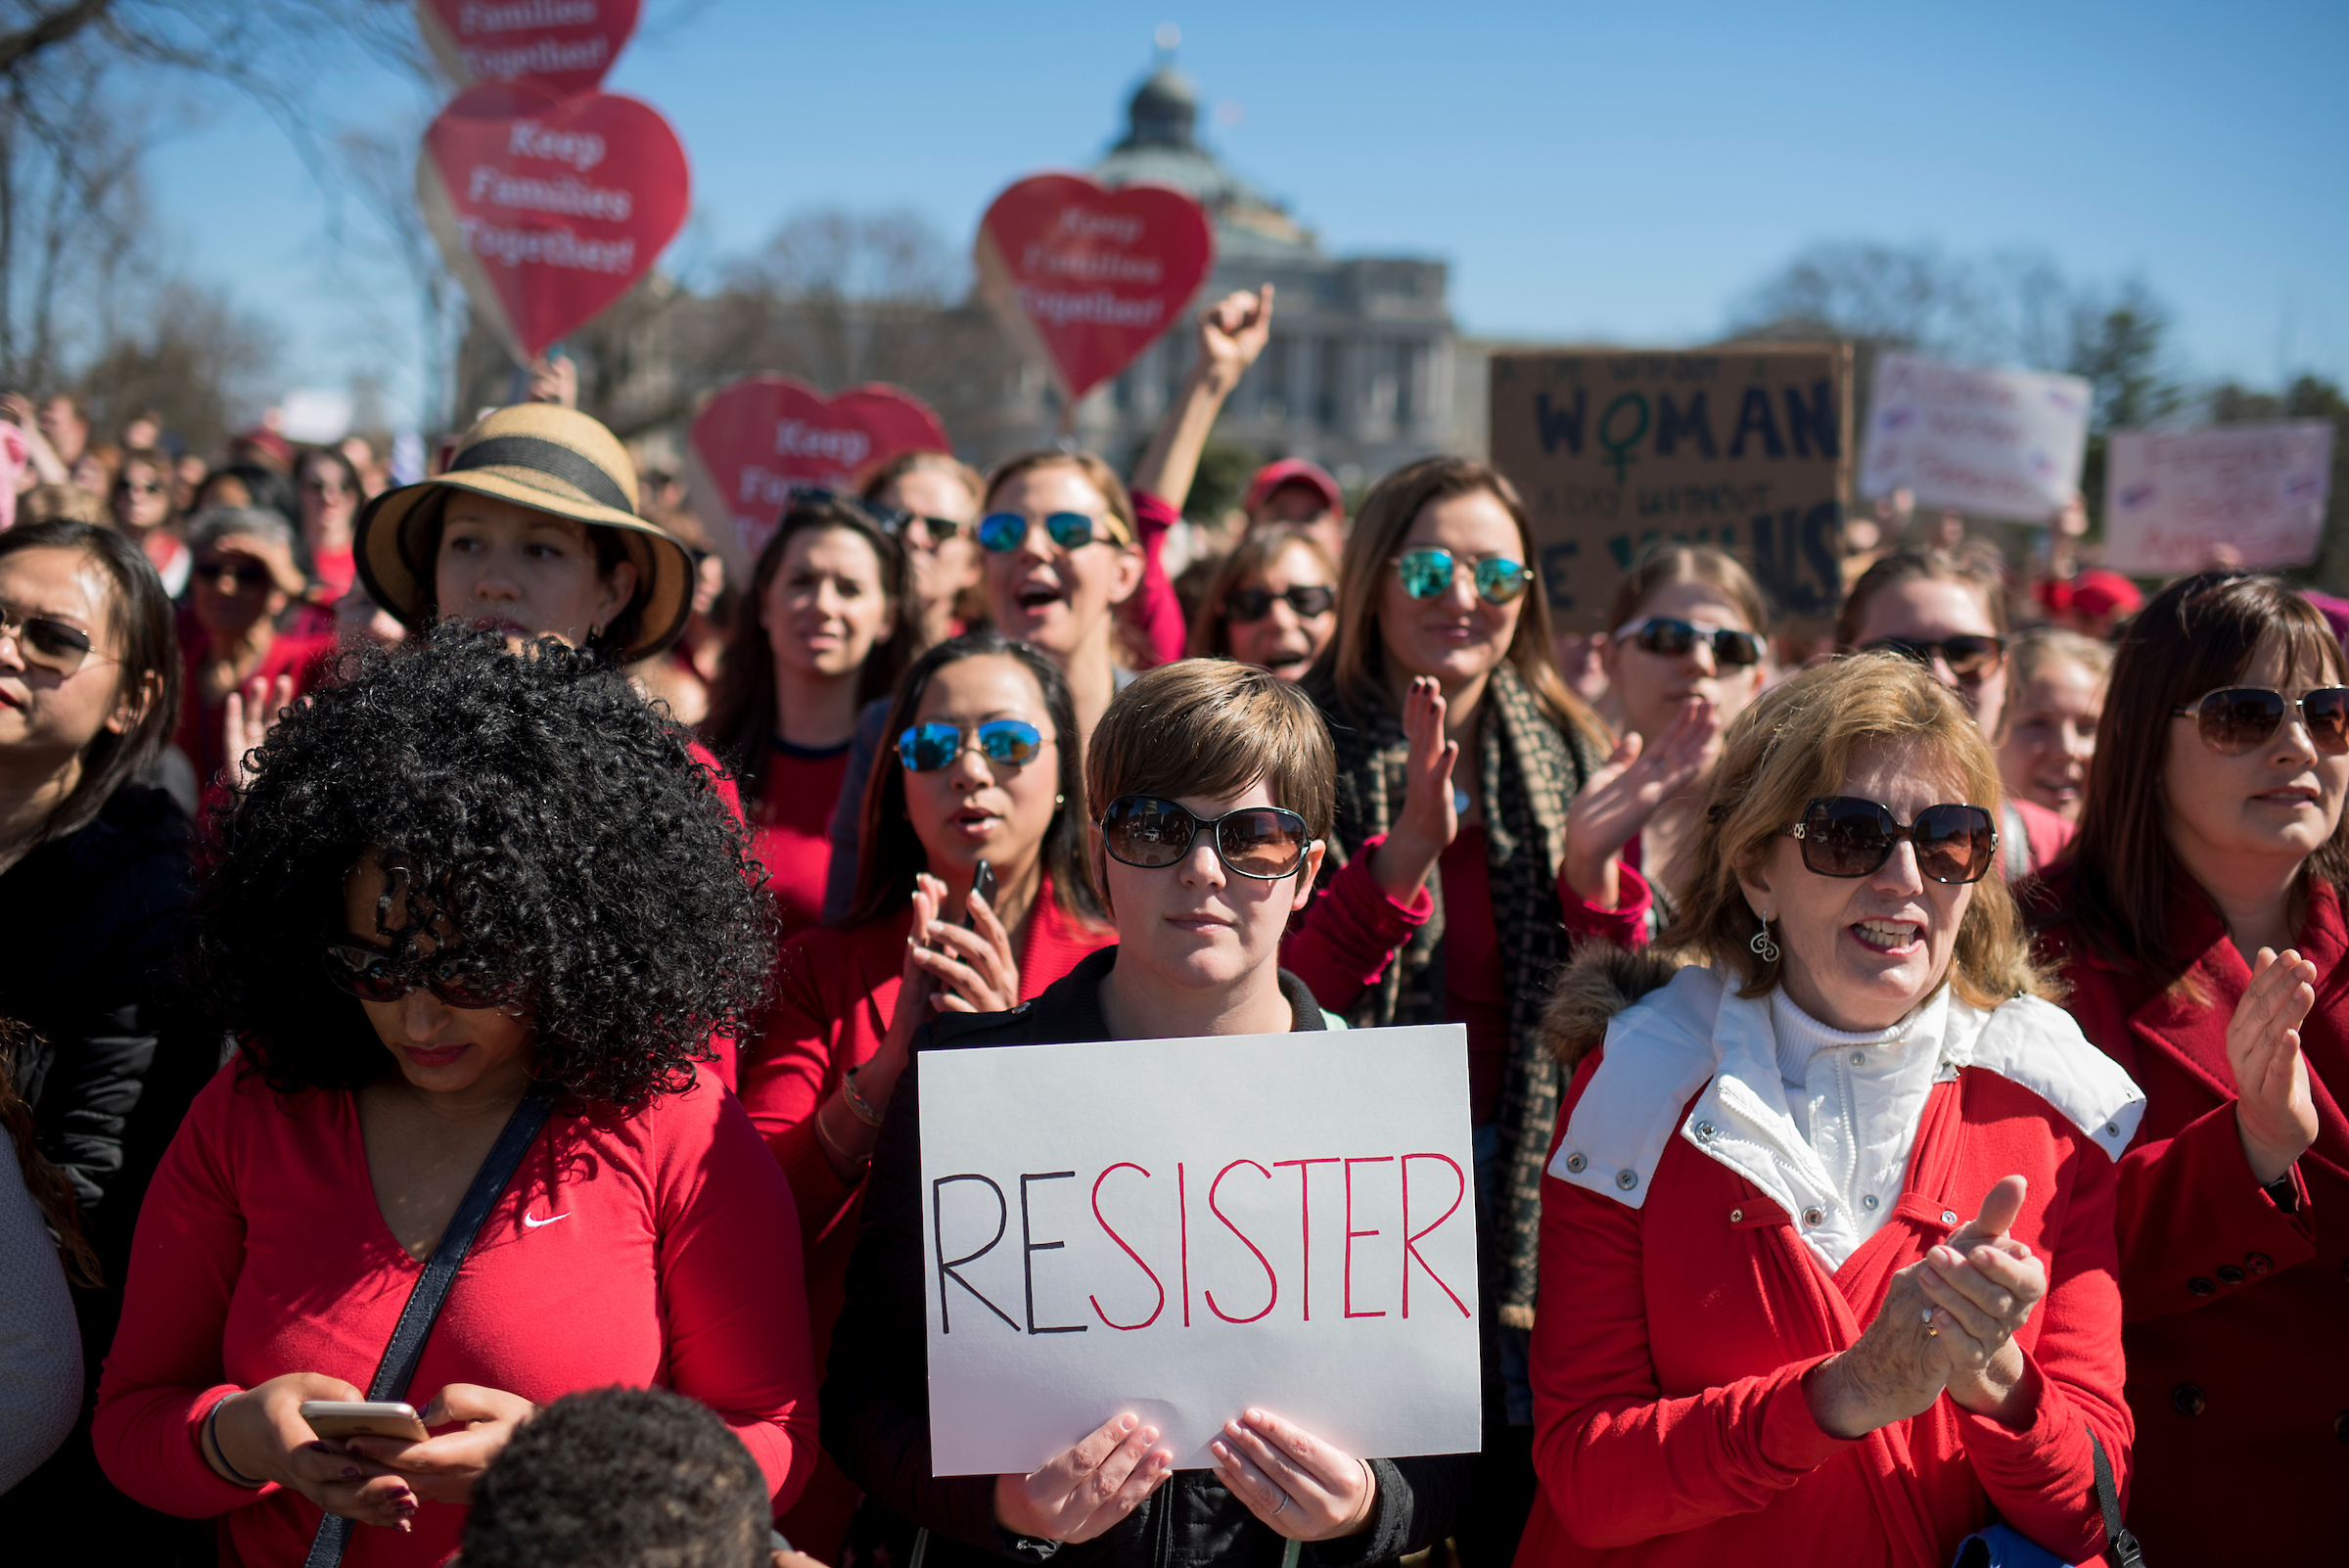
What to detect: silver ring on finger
<box><xmin>1922</xmin><ymin>1306</ymin><xmax>1939</xmax><ymax>1337</ymax></box>
<box><xmin>1272</xmin><ymin>1490</ymin><xmax>1290</xmax><ymax>1517</ymax></box>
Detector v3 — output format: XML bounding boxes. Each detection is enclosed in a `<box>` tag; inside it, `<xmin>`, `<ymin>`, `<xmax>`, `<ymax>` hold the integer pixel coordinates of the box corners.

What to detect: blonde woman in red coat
<box><xmin>2028</xmin><ymin>573</ymin><xmax>2349</xmax><ymax>1563</ymax></box>
<box><xmin>737</xmin><ymin>632</ymin><xmax>1112</xmax><ymax>1559</ymax></box>
<box><xmin>1518</xmin><ymin>654</ymin><xmax>2142</xmax><ymax>1566</ymax></box>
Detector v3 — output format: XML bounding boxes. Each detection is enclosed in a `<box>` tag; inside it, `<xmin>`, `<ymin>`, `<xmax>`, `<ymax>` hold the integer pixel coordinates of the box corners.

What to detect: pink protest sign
<box><xmin>416</xmin><ymin>0</ymin><xmax>642</xmax><ymax>97</ymax></box>
<box><xmin>975</xmin><ymin>173</ymin><xmax>1214</xmax><ymax>404</ymax></box>
<box><xmin>2106</xmin><ymin>421</ymin><xmax>2337</xmax><ymax>575</ymax></box>
<box><xmin>687</xmin><ymin>377</ymin><xmax>952</xmax><ymax>557</ymax></box>
<box><xmin>419</xmin><ymin>82</ymin><xmax>689</xmax><ymax>363</ymax></box>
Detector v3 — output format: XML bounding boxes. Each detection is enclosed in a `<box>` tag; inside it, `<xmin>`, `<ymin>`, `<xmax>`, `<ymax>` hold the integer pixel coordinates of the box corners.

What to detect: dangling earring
<box><xmin>1750</xmin><ymin>909</ymin><xmax>1779</xmax><ymax>964</ymax></box>
<box><xmin>586</xmin><ymin>622</ymin><xmax>604</xmax><ymax>642</ymax></box>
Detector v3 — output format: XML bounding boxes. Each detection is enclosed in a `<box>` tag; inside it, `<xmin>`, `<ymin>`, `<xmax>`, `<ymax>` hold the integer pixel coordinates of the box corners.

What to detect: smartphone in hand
<box><xmin>964</xmin><ymin>859</ymin><xmax>994</xmax><ymax>930</ymax></box>
<box><xmin>299</xmin><ymin>1400</ymin><xmax>431</xmax><ymax>1443</ymax></box>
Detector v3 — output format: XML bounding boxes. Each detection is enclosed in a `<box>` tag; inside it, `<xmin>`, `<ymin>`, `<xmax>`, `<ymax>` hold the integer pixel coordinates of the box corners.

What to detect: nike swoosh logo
<box><xmin>522</xmin><ymin>1211</ymin><xmax>571</xmax><ymax>1229</ymax></box>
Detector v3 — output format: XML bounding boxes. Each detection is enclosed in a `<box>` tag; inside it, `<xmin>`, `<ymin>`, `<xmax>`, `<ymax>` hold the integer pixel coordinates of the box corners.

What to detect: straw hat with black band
<box><xmin>353</xmin><ymin>404</ymin><xmax>693</xmax><ymax>662</ymax></box>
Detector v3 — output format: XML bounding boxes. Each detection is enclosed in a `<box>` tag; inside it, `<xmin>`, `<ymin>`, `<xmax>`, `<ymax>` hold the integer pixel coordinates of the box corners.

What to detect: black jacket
<box><xmin>0</xmin><ymin>785</ymin><xmax>192</xmax><ymax>1220</ymax></box>
<box><xmin>821</xmin><ymin>945</ymin><xmax>1472</xmax><ymax>1568</ymax></box>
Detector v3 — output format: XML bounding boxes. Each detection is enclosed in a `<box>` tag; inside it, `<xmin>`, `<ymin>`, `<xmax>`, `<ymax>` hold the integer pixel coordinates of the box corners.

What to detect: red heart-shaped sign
<box><xmin>974</xmin><ymin>173</ymin><xmax>1215</xmax><ymax>403</ymax></box>
<box><xmin>415</xmin><ymin>0</ymin><xmax>642</xmax><ymax>97</ymax></box>
<box><xmin>419</xmin><ymin>82</ymin><xmax>689</xmax><ymax>363</ymax></box>
<box><xmin>687</xmin><ymin>377</ymin><xmax>952</xmax><ymax>557</ymax></box>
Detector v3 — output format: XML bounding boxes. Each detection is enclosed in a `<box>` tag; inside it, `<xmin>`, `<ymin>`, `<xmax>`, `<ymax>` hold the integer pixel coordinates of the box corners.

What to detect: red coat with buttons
<box><xmin>1515</xmin><ymin>1055</ymin><xmax>2132</xmax><ymax>1568</ymax></box>
<box><xmin>2035</xmin><ymin>868</ymin><xmax>2349</xmax><ymax>1562</ymax></box>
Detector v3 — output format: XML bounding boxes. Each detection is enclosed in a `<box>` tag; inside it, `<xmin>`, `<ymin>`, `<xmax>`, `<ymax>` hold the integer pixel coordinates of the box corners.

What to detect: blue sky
<box><xmin>144</xmin><ymin>0</ymin><xmax>2348</xmax><ymax>428</ymax></box>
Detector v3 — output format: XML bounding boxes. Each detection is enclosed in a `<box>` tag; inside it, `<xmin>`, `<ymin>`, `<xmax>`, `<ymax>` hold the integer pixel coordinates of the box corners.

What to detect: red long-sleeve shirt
<box><xmin>94</xmin><ymin>1060</ymin><xmax>818</xmax><ymax>1568</ymax></box>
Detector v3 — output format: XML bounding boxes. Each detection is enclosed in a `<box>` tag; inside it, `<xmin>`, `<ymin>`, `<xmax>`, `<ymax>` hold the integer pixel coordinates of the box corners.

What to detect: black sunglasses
<box><xmin>1224</xmin><ymin>584</ymin><xmax>1335</xmax><ymax>623</ymax></box>
<box><xmin>197</xmin><ymin>557</ymin><xmax>272</xmax><ymax>590</ymax></box>
<box><xmin>1621</xmin><ymin>617</ymin><xmax>1765</xmax><ymax>669</ymax></box>
<box><xmin>321</xmin><ymin>942</ymin><xmax>523</xmax><ymax>1010</ymax></box>
<box><xmin>2174</xmin><ymin>685</ymin><xmax>2349</xmax><ymax>757</ymax></box>
<box><xmin>866</xmin><ymin>501</ymin><xmax>966</xmax><ymax>543</ymax></box>
<box><xmin>1864</xmin><ymin>635</ymin><xmax>2006</xmax><ymax>682</ymax></box>
<box><xmin>1098</xmin><ymin>794</ymin><xmax>1313</xmax><ymax>881</ymax></box>
<box><xmin>1788</xmin><ymin>796</ymin><xmax>1997</xmax><ymax>885</ymax></box>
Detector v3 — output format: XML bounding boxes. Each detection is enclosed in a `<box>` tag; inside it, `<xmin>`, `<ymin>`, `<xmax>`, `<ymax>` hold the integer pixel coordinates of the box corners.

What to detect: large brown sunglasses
<box><xmin>1789</xmin><ymin>796</ymin><xmax>1998</xmax><ymax>885</ymax></box>
<box><xmin>2173</xmin><ymin>686</ymin><xmax>2349</xmax><ymax>757</ymax></box>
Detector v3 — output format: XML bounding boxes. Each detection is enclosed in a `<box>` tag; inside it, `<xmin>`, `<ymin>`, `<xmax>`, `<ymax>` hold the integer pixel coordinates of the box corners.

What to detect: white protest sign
<box><xmin>2105</xmin><ymin>420</ymin><xmax>2337</xmax><ymax>576</ymax></box>
<box><xmin>918</xmin><ymin>1025</ymin><xmax>1479</xmax><ymax>1478</ymax></box>
<box><xmin>1859</xmin><ymin>351</ymin><xmax>2092</xmax><ymax>522</ymax></box>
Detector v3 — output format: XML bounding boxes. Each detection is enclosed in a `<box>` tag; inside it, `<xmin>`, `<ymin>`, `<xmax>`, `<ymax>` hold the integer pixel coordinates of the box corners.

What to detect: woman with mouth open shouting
<box><xmin>92</xmin><ymin>629</ymin><xmax>818</xmax><ymax>1568</ymax></box>
<box><xmin>2027</xmin><ymin>574</ymin><xmax>2349</xmax><ymax>1562</ymax></box>
<box><xmin>1185</xmin><ymin>526</ymin><xmax>1340</xmax><ymax>680</ymax></box>
<box><xmin>821</xmin><ymin>659</ymin><xmax>1469</xmax><ymax>1568</ymax></box>
<box><xmin>736</xmin><ymin>632</ymin><xmax>1112</xmax><ymax>1562</ymax></box>
<box><xmin>1517</xmin><ymin>652</ymin><xmax>2141</xmax><ymax>1565</ymax></box>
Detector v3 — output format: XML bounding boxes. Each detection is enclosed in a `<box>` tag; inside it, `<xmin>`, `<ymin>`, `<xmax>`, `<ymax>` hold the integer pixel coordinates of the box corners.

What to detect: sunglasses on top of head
<box><xmin>1787</xmin><ymin>796</ymin><xmax>1998</xmax><ymax>885</ymax></box>
<box><xmin>321</xmin><ymin>941</ymin><xmax>524</xmax><ymax>1010</ymax></box>
<box><xmin>978</xmin><ymin>511</ymin><xmax>1122</xmax><ymax>554</ymax></box>
<box><xmin>898</xmin><ymin>718</ymin><xmax>1045</xmax><ymax>772</ymax></box>
<box><xmin>1616</xmin><ymin>616</ymin><xmax>1765</xmax><ymax>669</ymax></box>
<box><xmin>2174</xmin><ymin>685</ymin><xmax>2349</xmax><ymax>757</ymax></box>
<box><xmin>1393</xmin><ymin>548</ymin><xmax>1531</xmax><ymax>605</ymax></box>
<box><xmin>1863</xmin><ymin>634</ymin><xmax>2006</xmax><ymax>681</ymax></box>
<box><xmin>1097</xmin><ymin>794</ymin><xmax>1313</xmax><ymax>881</ymax></box>
<box><xmin>1224</xmin><ymin>583</ymin><xmax>1335</xmax><ymax>623</ymax></box>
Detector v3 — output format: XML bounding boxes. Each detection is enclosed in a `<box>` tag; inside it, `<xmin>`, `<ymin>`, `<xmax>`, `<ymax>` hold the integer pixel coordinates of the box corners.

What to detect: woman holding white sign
<box><xmin>1519</xmin><ymin>654</ymin><xmax>2138</xmax><ymax>1564</ymax></box>
<box><xmin>823</xmin><ymin>660</ymin><xmax>1469</xmax><ymax>1568</ymax></box>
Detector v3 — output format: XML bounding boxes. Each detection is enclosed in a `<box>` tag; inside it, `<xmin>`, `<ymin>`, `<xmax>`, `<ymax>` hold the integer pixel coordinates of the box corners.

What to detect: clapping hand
<box><xmin>1916</xmin><ymin>1176</ymin><xmax>2049</xmax><ymax>1420</ymax></box>
<box><xmin>1562</xmin><ymin>696</ymin><xmax>1721</xmax><ymax>908</ymax></box>
<box><xmin>2228</xmin><ymin>946</ymin><xmax>2320</xmax><ymax>1185</ymax></box>
<box><xmin>1370</xmin><ymin>676</ymin><xmax>1458</xmax><ymax>901</ymax></box>
<box><xmin>993</xmin><ymin>1412</ymin><xmax>1174</xmax><ymax>1543</ymax></box>
<box><xmin>907</xmin><ymin>870</ymin><xmax>1023</xmax><ymax>1015</ymax></box>
<box><xmin>1210</xmin><ymin>1408</ymin><xmax>1378</xmax><ymax>1542</ymax></box>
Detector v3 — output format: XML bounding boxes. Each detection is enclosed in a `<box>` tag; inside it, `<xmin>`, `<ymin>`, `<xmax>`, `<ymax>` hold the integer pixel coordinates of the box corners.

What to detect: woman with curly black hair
<box><xmin>92</xmin><ymin>628</ymin><xmax>819</xmax><ymax>1568</ymax></box>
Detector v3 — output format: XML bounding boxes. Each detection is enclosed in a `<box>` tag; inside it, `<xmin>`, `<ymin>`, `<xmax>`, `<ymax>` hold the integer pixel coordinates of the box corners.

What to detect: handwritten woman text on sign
<box><xmin>918</xmin><ymin>1025</ymin><xmax>1480</xmax><ymax>1477</ymax></box>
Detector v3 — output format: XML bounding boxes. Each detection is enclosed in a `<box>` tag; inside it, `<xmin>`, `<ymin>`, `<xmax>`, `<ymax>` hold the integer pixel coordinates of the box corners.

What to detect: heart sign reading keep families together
<box><xmin>688</xmin><ymin>377</ymin><xmax>953</xmax><ymax>558</ymax></box>
<box><xmin>415</xmin><ymin>0</ymin><xmax>642</xmax><ymax>97</ymax></box>
<box><xmin>975</xmin><ymin>173</ymin><xmax>1215</xmax><ymax>405</ymax></box>
<box><xmin>419</xmin><ymin>82</ymin><xmax>689</xmax><ymax>363</ymax></box>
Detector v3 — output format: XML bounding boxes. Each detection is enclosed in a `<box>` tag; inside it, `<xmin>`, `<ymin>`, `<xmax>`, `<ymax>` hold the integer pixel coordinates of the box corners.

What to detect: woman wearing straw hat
<box><xmin>349</xmin><ymin>404</ymin><xmax>740</xmax><ymax>823</ymax></box>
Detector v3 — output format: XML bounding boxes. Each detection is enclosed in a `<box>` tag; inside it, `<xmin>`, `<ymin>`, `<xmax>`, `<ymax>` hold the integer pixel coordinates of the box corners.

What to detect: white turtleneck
<box><xmin>1767</xmin><ymin>989</ymin><xmax>1947</xmax><ymax>1268</ymax></box>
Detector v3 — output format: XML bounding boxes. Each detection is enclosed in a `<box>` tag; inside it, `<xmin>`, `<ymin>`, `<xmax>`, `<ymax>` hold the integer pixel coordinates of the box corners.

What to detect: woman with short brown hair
<box><xmin>1521</xmin><ymin>653</ymin><xmax>2138</xmax><ymax>1564</ymax></box>
<box><xmin>2029</xmin><ymin>572</ymin><xmax>2349</xmax><ymax>1561</ymax></box>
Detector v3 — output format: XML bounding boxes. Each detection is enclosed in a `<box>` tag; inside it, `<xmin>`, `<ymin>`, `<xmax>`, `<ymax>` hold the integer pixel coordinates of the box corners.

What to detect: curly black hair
<box><xmin>188</xmin><ymin>624</ymin><xmax>773</xmax><ymax>1112</ymax></box>
<box><xmin>459</xmin><ymin>1386</ymin><xmax>767</xmax><ymax>1568</ymax></box>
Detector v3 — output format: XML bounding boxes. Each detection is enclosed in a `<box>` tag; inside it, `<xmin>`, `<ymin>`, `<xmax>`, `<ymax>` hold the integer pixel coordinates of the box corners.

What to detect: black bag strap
<box><xmin>302</xmin><ymin>1081</ymin><xmax>560</xmax><ymax>1568</ymax></box>
<box><xmin>2091</xmin><ymin>1427</ymin><xmax>2143</xmax><ymax>1567</ymax></box>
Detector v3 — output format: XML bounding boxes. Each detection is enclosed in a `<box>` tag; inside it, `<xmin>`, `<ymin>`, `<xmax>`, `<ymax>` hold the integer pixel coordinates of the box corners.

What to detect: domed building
<box><xmin>1072</xmin><ymin>60</ymin><xmax>1465</xmax><ymax>489</ymax></box>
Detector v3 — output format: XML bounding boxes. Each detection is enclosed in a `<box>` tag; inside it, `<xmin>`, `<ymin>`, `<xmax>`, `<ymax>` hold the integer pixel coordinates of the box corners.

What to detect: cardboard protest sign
<box><xmin>918</xmin><ymin>1025</ymin><xmax>1479</xmax><ymax>1477</ymax></box>
<box><xmin>1859</xmin><ymin>351</ymin><xmax>2091</xmax><ymax>522</ymax></box>
<box><xmin>975</xmin><ymin>173</ymin><xmax>1214</xmax><ymax>404</ymax></box>
<box><xmin>1490</xmin><ymin>348</ymin><xmax>1853</xmax><ymax>633</ymax></box>
<box><xmin>418</xmin><ymin>82</ymin><xmax>688</xmax><ymax>363</ymax></box>
<box><xmin>686</xmin><ymin>377</ymin><xmax>952</xmax><ymax>558</ymax></box>
<box><xmin>2105</xmin><ymin>421</ymin><xmax>2337</xmax><ymax>576</ymax></box>
<box><xmin>416</xmin><ymin>0</ymin><xmax>641</xmax><ymax>97</ymax></box>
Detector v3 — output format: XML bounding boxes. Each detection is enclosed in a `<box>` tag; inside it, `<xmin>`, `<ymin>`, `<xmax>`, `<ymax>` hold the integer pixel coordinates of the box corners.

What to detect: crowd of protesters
<box><xmin>0</xmin><ymin>283</ymin><xmax>2338</xmax><ymax>1568</ymax></box>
